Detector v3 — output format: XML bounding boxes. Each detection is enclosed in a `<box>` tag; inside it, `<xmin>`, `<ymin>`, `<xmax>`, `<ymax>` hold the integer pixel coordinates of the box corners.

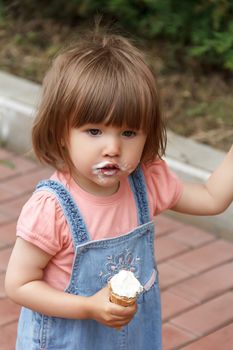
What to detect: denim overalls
<box><xmin>16</xmin><ymin>167</ymin><xmax>162</xmax><ymax>350</ymax></box>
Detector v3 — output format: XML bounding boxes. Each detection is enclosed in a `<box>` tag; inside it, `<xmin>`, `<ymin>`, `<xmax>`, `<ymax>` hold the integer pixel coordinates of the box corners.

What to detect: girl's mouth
<box><xmin>92</xmin><ymin>161</ymin><xmax>120</xmax><ymax>176</ymax></box>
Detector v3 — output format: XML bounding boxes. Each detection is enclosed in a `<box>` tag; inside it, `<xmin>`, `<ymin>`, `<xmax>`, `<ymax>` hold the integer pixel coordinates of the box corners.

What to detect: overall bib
<box><xmin>16</xmin><ymin>167</ymin><xmax>162</xmax><ymax>350</ymax></box>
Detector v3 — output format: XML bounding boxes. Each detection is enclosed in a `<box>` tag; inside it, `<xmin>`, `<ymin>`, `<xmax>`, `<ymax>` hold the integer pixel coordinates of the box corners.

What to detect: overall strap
<box><xmin>35</xmin><ymin>180</ymin><xmax>90</xmax><ymax>247</ymax></box>
<box><xmin>129</xmin><ymin>166</ymin><xmax>151</xmax><ymax>225</ymax></box>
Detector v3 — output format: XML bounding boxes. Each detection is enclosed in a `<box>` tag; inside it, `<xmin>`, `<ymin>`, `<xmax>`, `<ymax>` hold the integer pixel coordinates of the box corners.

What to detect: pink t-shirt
<box><xmin>17</xmin><ymin>159</ymin><xmax>183</xmax><ymax>290</ymax></box>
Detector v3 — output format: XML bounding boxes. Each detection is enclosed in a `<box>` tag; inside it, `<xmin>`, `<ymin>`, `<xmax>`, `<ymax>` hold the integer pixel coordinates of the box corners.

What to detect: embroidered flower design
<box><xmin>99</xmin><ymin>248</ymin><xmax>141</xmax><ymax>283</ymax></box>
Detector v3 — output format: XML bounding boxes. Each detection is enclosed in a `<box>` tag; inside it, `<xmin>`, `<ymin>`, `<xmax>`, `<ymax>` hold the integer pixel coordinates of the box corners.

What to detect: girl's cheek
<box><xmin>120</xmin><ymin>161</ymin><xmax>137</xmax><ymax>174</ymax></box>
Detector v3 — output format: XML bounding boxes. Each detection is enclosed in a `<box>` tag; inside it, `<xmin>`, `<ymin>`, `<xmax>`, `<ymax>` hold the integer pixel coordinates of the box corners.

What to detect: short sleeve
<box><xmin>142</xmin><ymin>159</ymin><xmax>183</xmax><ymax>216</ymax></box>
<box><xmin>16</xmin><ymin>191</ymin><xmax>70</xmax><ymax>255</ymax></box>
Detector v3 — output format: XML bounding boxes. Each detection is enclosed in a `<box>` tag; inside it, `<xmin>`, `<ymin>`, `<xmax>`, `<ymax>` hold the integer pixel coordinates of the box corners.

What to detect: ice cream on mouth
<box><xmin>109</xmin><ymin>270</ymin><xmax>143</xmax><ymax>306</ymax></box>
<box><xmin>92</xmin><ymin>161</ymin><xmax>120</xmax><ymax>176</ymax></box>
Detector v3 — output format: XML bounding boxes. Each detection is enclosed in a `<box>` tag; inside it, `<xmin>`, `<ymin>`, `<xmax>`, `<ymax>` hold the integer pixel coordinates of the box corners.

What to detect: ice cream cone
<box><xmin>109</xmin><ymin>286</ymin><xmax>136</xmax><ymax>306</ymax></box>
<box><xmin>108</xmin><ymin>270</ymin><xmax>143</xmax><ymax>307</ymax></box>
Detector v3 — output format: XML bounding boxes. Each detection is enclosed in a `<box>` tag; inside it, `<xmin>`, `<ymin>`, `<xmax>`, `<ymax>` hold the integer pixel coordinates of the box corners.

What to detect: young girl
<box><xmin>5</xmin><ymin>31</ymin><xmax>233</xmax><ymax>350</ymax></box>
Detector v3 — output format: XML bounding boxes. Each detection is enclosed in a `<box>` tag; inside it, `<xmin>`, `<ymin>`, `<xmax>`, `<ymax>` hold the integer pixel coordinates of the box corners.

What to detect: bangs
<box><xmin>67</xmin><ymin>50</ymin><xmax>159</xmax><ymax>133</ymax></box>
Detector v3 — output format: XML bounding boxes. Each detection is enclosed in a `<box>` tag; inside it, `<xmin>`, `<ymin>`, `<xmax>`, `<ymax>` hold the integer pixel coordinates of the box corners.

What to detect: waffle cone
<box><xmin>109</xmin><ymin>286</ymin><xmax>136</xmax><ymax>307</ymax></box>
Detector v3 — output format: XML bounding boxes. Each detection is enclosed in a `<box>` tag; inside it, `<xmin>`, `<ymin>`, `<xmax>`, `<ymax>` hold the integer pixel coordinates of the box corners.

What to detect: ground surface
<box><xmin>0</xmin><ymin>17</ymin><xmax>232</xmax><ymax>152</ymax></box>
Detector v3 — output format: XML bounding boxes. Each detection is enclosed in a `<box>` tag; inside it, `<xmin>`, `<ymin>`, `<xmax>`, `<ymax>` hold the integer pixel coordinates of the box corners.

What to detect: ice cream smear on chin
<box><xmin>110</xmin><ymin>270</ymin><xmax>143</xmax><ymax>298</ymax></box>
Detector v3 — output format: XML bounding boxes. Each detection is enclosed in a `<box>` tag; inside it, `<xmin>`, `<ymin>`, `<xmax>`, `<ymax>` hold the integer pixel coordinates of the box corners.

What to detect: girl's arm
<box><xmin>5</xmin><ymin>237</ymin><xmax>136</xmax><ymax>328</ymax></box>
<box><xmin>172</xmin><ymin>145</ymin><xmax>233</xmax><ymax>215</ymax></box>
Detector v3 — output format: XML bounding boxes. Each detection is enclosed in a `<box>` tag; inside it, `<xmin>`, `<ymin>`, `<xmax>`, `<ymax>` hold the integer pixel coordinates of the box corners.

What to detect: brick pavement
<box><xmin>0</xmin><ymin>147</ymin><xmax>233</xmax><ymax>350</ymax></box>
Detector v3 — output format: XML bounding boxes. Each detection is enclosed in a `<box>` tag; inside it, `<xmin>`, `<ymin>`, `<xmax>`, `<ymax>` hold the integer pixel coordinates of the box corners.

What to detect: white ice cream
<box><xmin>110</xmin><ymin>270</ymin><xmax>143</xmax><ymax>298</ymax></box>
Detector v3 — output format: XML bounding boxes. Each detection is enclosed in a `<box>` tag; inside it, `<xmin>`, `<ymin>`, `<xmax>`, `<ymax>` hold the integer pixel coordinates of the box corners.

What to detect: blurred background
<box><xmin>0</xmin><ymin>0</ymin><xmax>232</xmax><ymax>151</ymax></box>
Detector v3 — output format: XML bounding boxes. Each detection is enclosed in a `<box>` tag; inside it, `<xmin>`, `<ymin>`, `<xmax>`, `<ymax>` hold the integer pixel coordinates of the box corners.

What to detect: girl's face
<box><xmin>68</xmin><ymin>123</ymin><xmax>147</xmax><ymax>196</ymax></box>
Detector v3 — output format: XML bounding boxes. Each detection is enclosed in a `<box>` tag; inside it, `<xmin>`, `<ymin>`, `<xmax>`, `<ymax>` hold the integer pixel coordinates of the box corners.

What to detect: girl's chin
<box><xmin>94</xmin><ymin>175</ymin><xmax>120</xmax><ymax>189</ymax></box>
<box><xmin>95</xmin><ymin>177</ymin><xmax>119</xmax><ymax>187</ymax></box>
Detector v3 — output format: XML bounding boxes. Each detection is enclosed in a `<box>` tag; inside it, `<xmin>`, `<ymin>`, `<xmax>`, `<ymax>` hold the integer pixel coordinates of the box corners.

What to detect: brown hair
<box><xmin>32</xmin><ymin>31</ymin><xmax>166</xmax><ymax>174</ymax></box>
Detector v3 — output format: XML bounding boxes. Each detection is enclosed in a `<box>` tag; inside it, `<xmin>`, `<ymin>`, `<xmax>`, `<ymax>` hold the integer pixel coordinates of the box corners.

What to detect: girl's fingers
<box><xmin>110</xmin><ymin>317</ymin><xmax>133</xmax><ymax>328</ymax></box>
<box><xmin>109</xmin><ymin>303</ymin><xmax>137</xmax><ymax>317</ymax></box>
<box><xmin>109</xmin><ymin>312</ymin><xmax>135</xmax><ymax>325</ymax></box>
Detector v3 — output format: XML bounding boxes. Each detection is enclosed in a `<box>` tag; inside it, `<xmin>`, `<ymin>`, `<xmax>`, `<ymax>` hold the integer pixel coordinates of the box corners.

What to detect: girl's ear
<box><xmin>61</xmin><ymin>139</ymin><xmax>65</xmax><ymax>147</ymax></box>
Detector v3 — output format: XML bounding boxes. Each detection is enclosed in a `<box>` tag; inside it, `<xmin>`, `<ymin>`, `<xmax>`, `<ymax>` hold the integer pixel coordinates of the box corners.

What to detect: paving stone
<box><xmin>0</xmin><ymin>155</ymin><xmax>38</xmax><ymax>180</ymax></box>
<box><xmin>171</xmin><ymin>292</ymin><xmax>233</xmax><ymax>337</ymax></box>
<box><xmin>0</xmin><ymin>222</ymin><xmax>17</xmax><ymax>248</ymax></box>
<box><xmin>0</xmin><ymin>149</ymin><xmax>13</xmax><ymax>159</ymax></box>
<box><xmin>0</xmin><ymin>299</ymin><xmax>20</xmax><ymax>326</ymax></box>
<box><xmin>0</xmin><ymin>322</ymin><xmax>17</xmax><ymax>350</ymax></box>
<box><xmin>155</xmin><ymin>236</ymin><xmax>190</xmax><ymax>263</ymax></box>
<box><xmin>0</xmin><ymin>168</ymin><xmax>52</xmax><ymax>201</ymax></box>
<box><xmin>0</xmin><ymin>272</ymin><xmax>6</xmax><ymax>298</ymax></box>
<box><xmin>168</xmin><ymin>225</ymin><xmax>215</xmax><ymax>248</ymax></box>
<box><xmin>169</xmin><ymin>240</ymin><xmax>233</xmax><ymax>274</ymax></box>
<box><xmin>0</xmin><ymin>212</ymin><xmax>12</xmax><ymax>225</ymax></box>
<box><xmin>181</xmin><ymin>323</ymin><xmax>233</xmax><ymax>350</ymax></box>
<box><xmin>158</xmin><ymin>262</ymin><xmax>191</xmax><ymax>290</ymax></box>
<box><xmin>161</xmin><ymin>291</ymin><xmax>194</xmax><ymax>321</ymax></box>
<box><xmin>0</xmin><ymin>248</ymin><xmax>12</xmax><ymax>273</ymax></box>
<box><xmin>170</xmin><ymin>261</ymin><xmax>233</xmax><ymax>303</ymax></box>
<box><xmin>0</xmin><ymin>193</ymin><xmax>32</xmax><ymax>219</ymax></box>
<box><xmin>163</xmin><ymin>323</ymin><xmax>196</xmax><ymax>350</ymax></box>
<box><xmin>156</xmin><ymin>215</ymin><xmax>184</xmax><ymax>237</ymax></box>
<box><xmin>0</xmin><ymin>185</ymin><xmax>16</xmax><ymax>203</ymax></box>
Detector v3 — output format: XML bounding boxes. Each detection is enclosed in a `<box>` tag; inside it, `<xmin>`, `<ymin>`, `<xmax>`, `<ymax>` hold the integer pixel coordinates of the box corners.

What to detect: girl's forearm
<box><xmin>6</xmin><ymin>279</ymin><xmax>136</xmax><ymax>328</ymax></box>
<box><xmin>206</xmin><ymin>144</ymin><xmax>233</xmax><ymax>211</ymax></box>
<box><xmin>6</xmin><ymin>280</ymin><xmax>93</xmax><ymax>319</ymax></box>
<box><xmin>173</xmin><ymin>145</ymin><xmax>233</xmax><ymax>215</ymax></box>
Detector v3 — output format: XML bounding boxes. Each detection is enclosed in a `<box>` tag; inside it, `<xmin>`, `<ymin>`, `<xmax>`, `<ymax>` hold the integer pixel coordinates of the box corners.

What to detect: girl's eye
<box><xmin>87</xmin><ymin>129</ymin><xmax>102</xmax><ymax>136</ymax></box>
<box><xmin>122</xmin><ymin>130</ymin><xmax>136</xmax><ymax>138</ymax></box>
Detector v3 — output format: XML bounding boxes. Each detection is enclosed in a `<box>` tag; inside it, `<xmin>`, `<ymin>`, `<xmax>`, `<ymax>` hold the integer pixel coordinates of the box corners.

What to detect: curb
<box><xmin>0</xmin><ymin>71</ymin><xmax>232</xmax><ymax>240</ymax></box>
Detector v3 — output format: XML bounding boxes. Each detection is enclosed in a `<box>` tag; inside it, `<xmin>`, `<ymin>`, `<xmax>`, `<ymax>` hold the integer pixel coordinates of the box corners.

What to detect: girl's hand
<box><xmin>88</xmin><ymin>286</ymin><xmax>137</xmax><ymax>328</ymax></box>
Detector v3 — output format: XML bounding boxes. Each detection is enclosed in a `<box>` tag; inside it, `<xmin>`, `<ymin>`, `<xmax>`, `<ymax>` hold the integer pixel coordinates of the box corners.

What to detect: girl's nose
<box><xmin>102</xmin><ymin>137</ymin><xmax>120</xmax><ymax>157</ymax></box>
